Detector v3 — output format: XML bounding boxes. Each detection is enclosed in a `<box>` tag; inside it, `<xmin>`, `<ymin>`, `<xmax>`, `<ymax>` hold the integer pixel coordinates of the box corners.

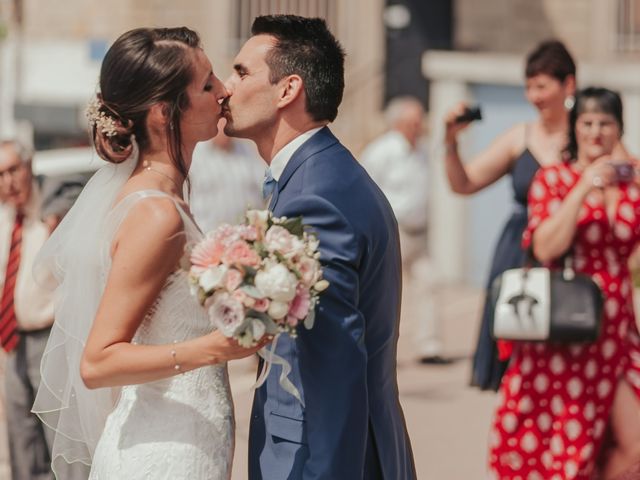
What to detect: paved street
<box><xmin>0</xmin><ymin>282</ymin><xmax>498</xmax><ymax>479</ymax></box>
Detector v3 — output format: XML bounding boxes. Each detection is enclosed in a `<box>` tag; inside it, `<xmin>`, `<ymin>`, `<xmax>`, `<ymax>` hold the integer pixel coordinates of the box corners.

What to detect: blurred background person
<box><xmin>491</xmin><ymin>87</ymin><xmax>640</xmax><ymax>479</ymax></box>
<box><xmin>189</xmin><ymin>118</ymin><xmax>264</xmax><ymax>232</ymax></box>
<box><xmin>0</xmin><ymin>139</ymin><xmax>87</xmax><ymax>480</ymax></box>
<box><xmin>443</xmin><ymin>40</ymin><xmax>577</xmax><ymax>389</ymax></box>
<box><xmin>361</xmin><ymin>96</ymin><xmax>445</xmax><ymax>363</ymax></box>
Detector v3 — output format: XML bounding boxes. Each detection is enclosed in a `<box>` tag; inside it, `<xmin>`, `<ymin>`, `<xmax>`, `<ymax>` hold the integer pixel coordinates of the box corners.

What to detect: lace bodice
<box><xmin>88</xmin><ymin>191</ymin><xmax>235</xmax><ymax>480</ymax></box>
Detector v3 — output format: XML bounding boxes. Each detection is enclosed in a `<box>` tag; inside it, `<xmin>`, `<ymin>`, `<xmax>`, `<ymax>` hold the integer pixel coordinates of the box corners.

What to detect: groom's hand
<box><xmin>204</xmin><ymin>331</ymin><xmax>272</xmax><ymax>363</ymax></box>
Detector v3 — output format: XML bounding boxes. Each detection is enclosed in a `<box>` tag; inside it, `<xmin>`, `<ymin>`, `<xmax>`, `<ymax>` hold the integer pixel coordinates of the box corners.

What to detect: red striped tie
<box><xmin>0</xmin><ymin>213</ymin><xmax>23</xmax><ymax>352</ymax></box>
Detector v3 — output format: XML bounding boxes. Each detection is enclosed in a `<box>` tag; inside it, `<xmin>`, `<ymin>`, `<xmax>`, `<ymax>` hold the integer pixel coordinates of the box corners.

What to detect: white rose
<box><xmin>199</xmin><ymin>265</ymin><xmax>229</xmax><ymax>293</ymax></box>
<box><xmin>305</xmin><ymin>234</ymin><xmax>320</xmax><ymax>255</ymax></box>
<box><xmin>268</xmin><ymin>300</ymin><xmax>289</xmax><ymax>320</ymax></box>
<box><xmin>264</xmin><ymin>226</ymin><xmax>305</xmax><ymax>257</ymax></box>
<box><xmin>246</xmin><ymin>209</ymin><xmax>270</xmax><ymax>234</ymax></box>
<box><xmin>250</xmin><ymin>318</ymin><xmax>266</xmax><ymax>341</ymax></box>
<box><xmin>254</xmin><ymin>263</ymin><xmax>298</xmax><ymax>302</ymax></box>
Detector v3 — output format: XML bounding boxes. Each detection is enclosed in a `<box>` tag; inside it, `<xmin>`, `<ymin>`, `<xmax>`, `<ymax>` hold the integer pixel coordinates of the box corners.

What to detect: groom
<box><xmin>223</xmin><ymin>15</ymin><xmax>416</xmax><ymax>479</ymax></box>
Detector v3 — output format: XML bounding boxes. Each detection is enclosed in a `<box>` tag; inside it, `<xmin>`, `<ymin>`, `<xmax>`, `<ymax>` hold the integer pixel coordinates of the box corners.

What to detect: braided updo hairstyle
<box><xmin>90</xmin><ymin>27</ymin><xmax>201</xmax><ymax>181</ymax></box>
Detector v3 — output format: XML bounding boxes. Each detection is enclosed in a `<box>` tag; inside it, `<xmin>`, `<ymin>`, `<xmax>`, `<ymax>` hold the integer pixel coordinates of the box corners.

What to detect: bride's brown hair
<box><xmin>91</xmin><ymin>27</ymin><xmax>201</xmax><ymax>183</ymax></box>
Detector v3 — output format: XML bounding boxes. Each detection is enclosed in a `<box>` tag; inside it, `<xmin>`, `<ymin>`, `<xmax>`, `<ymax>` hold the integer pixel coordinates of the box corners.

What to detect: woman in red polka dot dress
<box><xmin>489</xmin><ymin>88</ymin><xmax>640</xmax><ymax>479</ymax></box>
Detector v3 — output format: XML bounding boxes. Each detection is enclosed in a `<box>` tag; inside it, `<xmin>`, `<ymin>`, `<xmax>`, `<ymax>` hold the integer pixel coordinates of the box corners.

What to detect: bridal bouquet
<box><xmin>186</xmin><ymin>209</ymin><xmax>329</xmax><ymax>348</ymax></box>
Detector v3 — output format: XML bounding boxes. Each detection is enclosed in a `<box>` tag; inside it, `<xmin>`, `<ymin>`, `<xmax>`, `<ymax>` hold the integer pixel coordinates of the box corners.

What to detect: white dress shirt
<box><xmin>360</xmin><ymin>130</ymin><xmax>429</xmax><ymax>232</ymax></box>
<box><xmin>269</xmin><ymin>127</ymin><xmax>324</xmax><ymax>181</ymax></box>
<box><xmin>0</xmin><ymin>184</ymin><xmax>55</xmax><ymax>331</ymax></box>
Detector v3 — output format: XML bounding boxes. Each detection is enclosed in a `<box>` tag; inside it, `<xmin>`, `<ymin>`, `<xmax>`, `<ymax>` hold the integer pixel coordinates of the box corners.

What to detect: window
<box><xmin>233</xmin><ymin>0</ymin><xmax>338</xmax><ymax>48</ymax></box>
<box><xmin>617</xmin><ymin>0</ymin><xmax>640</xmax><ymax>52</ymax></box>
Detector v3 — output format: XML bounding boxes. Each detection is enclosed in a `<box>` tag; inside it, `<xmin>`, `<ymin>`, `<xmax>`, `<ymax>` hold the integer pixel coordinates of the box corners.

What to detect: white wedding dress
<box><xmin>88</xmin><ymin>190</ymin><xmax>235</xmax><ymax>479</ymax></box>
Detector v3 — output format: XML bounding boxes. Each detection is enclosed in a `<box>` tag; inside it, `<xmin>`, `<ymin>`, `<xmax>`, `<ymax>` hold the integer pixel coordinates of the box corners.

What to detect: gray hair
<box><xmin>384</xmin><ymin>96</ymin><xmax>424</xmax><ymax>128</ymax></box>
<box><xmin>0</xmin><ymin>139</ymin><xmax>33</xmax><ymax>163</ymax></box>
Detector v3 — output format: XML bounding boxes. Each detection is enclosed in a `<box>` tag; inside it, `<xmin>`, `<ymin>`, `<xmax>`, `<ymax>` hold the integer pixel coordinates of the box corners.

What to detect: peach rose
<box><xmin>222</xmin><ymin>240</ymin><xmax>261</xmax><ymax>267</ymax></box>
<box><xmin>225</xmin><ymin>268</ymin><xmax>244</xmax><ymax>292</ymax></box>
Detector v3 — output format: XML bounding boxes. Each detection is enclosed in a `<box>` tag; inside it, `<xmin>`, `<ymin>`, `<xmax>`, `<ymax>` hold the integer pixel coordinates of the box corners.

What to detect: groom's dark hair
<box><xmin>251</xmin><ymin>15</ymin><xmax>345</xmax><ymax>122</ymax></box>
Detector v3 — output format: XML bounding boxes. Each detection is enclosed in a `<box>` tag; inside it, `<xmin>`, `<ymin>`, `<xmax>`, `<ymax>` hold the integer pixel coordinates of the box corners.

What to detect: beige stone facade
<box><xmin>455</xmin><ymin>0</ymin><xmax>639</xmax><ymax>61</ymax></box>
<box><xmin>10</xmin><ymin>0</ymin><xmax>385</xmax><ymax>153</ymax></box>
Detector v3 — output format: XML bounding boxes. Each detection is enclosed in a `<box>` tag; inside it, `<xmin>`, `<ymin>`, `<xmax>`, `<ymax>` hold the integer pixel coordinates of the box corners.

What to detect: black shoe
<box><xmin>419</xmin><ymin>355</ymin><xmax>453</xmax><ymax>365</ymax></box>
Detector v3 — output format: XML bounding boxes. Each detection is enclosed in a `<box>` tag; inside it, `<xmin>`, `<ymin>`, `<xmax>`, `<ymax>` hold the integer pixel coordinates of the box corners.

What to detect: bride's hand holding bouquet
<box><xmin>185</xmin><ymin>209</ymin><xmax>328</xmax><ymax>403</ymax></box>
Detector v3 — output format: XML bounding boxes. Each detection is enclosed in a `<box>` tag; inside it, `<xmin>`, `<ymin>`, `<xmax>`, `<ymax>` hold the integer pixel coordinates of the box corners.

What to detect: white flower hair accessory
<box><xmin>86</xmin><ymin>97</ymin><xmax>118</xmax><ymax>137</ymax></box>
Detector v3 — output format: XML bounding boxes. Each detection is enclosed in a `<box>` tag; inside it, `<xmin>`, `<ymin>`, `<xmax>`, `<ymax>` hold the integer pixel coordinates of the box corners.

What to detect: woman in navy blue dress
<box><xmin>442</xmin><ymin>40</ymin><xmax>577</xmax><ymax>390</ymax></box>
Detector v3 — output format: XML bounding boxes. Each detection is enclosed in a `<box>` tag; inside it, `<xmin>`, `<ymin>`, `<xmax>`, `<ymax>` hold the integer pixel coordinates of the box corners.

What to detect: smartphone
<box><xmin>611</xmin><ymin>162</ymin><xmax>636</xmax><ymax>183</ymax></box>
<box><xmin>455</xmin><ymin>105</ymin><xmax>482</xmax><ymax>124</ymax></box>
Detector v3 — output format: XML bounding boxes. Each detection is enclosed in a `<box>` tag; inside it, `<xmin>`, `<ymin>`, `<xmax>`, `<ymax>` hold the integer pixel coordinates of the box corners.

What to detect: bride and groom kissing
<box><xmin>33</xmin><ymin>14</ymin><xmax>416</xmax><ymax>480</ymax></box>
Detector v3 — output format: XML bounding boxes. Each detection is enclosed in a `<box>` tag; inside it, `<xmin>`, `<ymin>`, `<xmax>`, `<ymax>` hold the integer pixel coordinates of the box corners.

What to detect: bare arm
<box><xmin>443</xmin><ymin>102</ymin><xmax>523</xmax><ymax>195</ymax></box>
<box><xmin>532</xmin><ymin>158</ymin><xmax>615</xmax><ymax>262</ymax></box>
<box><xmin>80</xmin><ymin>198</ymin><xmax>265</xmax><ymax>389</ymax></box>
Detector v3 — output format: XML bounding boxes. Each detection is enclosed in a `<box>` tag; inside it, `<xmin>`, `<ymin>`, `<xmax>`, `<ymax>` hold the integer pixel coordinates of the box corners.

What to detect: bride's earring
<box><xmin>564</xmin><ymin>95</ymin><xmax>575</xmax><ymax>111</ymax></box>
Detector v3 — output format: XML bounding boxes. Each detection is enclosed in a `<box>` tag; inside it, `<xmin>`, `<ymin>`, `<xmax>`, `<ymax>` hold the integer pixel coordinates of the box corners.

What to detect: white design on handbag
<box><xmin>492</xmin><ymin>255</ymin><xmax>603</xmax><ymax>342</ymax></box>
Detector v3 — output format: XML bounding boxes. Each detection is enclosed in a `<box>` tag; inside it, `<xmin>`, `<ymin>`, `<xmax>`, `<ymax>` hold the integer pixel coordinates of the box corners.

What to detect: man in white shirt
<box><xmin>189</xmin><ymin>118</ymin><xmax>264</xmax><ymax>232</ymax></box>
<box><xmin>361</xmin><ymin>96</ymin><xmax>447</xmax><ymax>364</ymax></box>
<box><xmin>0</xmin><ymin>140</ymin><xmax>87</xmax><ymax>480</ymax></box>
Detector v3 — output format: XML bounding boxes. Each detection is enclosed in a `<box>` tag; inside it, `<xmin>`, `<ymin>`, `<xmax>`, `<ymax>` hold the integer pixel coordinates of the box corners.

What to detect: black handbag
<box><xmin>491</xmin><ymin>254</ymin><xmax>604</xmax><ymax>342</ymax></box>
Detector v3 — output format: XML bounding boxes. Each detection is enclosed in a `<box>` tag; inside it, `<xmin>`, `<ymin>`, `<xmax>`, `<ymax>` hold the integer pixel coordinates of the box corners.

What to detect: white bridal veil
<box><xmin>32</xmin><ymin>143</ymin><xmax>138</xmax><ymax>473</ymax></box>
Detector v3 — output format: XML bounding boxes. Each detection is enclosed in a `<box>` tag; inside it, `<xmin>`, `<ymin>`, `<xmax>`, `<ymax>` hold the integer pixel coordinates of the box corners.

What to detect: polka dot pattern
<box><xmin>489</xmin><ymin>164</ymin><xmax>640</xmax><ymax>479</ymax></box>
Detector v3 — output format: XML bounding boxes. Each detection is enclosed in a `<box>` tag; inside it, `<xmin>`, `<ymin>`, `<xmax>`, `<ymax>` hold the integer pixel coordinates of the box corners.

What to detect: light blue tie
<box><xmin>262</xmin><ymin>168</ymin><xmax>277</xmax><ymax>200</ymax></box>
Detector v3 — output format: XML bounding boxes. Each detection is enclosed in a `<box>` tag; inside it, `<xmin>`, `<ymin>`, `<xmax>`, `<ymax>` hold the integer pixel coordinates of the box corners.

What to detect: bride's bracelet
<box><xmin>170</xmin><ymin>341</ymin><xmax>183</xmax><ymax>374</ymax></box>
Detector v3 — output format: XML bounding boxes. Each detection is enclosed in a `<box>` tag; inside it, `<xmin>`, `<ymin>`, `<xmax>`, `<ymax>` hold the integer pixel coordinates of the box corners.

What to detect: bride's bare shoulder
<box><xmin>111</xmin><ymin>195</ymin><xmax>185</xmax><ymax>259</ymax></box>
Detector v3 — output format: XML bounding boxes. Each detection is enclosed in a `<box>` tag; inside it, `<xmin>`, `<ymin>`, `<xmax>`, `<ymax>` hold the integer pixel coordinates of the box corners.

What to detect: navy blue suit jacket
<box><xmin>248</xmin><ymin>127</ymin><xmax>416</xmax><ymax>480</ymax></box>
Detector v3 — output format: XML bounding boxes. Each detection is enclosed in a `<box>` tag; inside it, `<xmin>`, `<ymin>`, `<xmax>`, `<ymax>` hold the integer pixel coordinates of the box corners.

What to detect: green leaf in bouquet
<box><xmin>236</xmin><ymin>324</ymin><xmax>256</xmax><ymax>348</ymax></box>
<box><xmin>273</xmin><ymin>251</ymin><xmax>287</xmax><ymax>264</ymax></box>
<box><xmin>257</xmin><ymin>313</ymin><xmax>280</xmax><ymax>335</ymax></box>
<box><xmin>254</xmin><ymin>242</ymin><xmax>268</xmax><ymax>258</ymax></box>
<box><xmin>281</xmin><ymin>216</ymin><xmax>304</xmax><ymax>236</ymax></box>
<box><xmin>303</xmin><ymin>308</ymin><xmax>315</xmax><ymax>330</ymax></box>
<box><xmin>241</xmin><ymin>285</ymin><xmax>266</xmax><ymax>299</ymax></box>
<box><xmin>243</xmin><ymin>265</ymin><xmax>258</xmax><ymax>277</ymax></box>
<box><xmin>290</xmin><ymin>266</ymin><xmax>302</xmax><ymax>280</ymax></box>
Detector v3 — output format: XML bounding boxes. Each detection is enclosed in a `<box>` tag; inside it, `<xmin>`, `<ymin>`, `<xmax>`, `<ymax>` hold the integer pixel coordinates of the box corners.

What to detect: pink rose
<box><xmin>225</xmin><ymin>268</ymin><xmax>244</xmax><ymax>291</ymax></box>
<box><xmin>286</xmin><ymin>314</ymin><xmax>299</xmax><ymax>327</ymax></box>
<box><xmin>190</xmin><ymin>236</ymin><xmax>225</xmax><ymax>268</ymax></box>
<box><xmin>233</xmin><ymin>289</ymin><xmax>255</xmax><ymax>308</ymax></box>
<box><xmin>213</xmin><ymin>224</ymin><xmax>242</xmax><ymax>246</ymax></box>
<box><xmin>297</xmin><ymin>256</ymin><xmax>320</xmax><ymax>287</ymax></box>
<box><xmin>265</xmin><ymin>226</ymin><xmax>304</xmax><ymax>257</ymax></box>
<box><xmin>239</xmin><ymin>225</ymin><xmax>258</xmax><ymax>242</ymax></box>
<box><xmin>253</xmin><ymin>297</ymin><xmax>270</xmax><ymax>312</ymax></box>
<box><xmin>222</xmin><ymin>240</ymin><xmax>261</xmax><ymax>267</ymax></box>
<box><xmin>208</xmin><ymin>291</ymin><xmax>245</xmax><ymax>336</ymax></box>
<box><xmin>288</xmin><ymin>286</ymin><xmax>311</xmax><ymax>320</ymax></box>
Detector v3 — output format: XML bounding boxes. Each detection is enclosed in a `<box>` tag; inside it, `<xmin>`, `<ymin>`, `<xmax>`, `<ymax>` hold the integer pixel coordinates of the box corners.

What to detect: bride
<box><xmin>32</xmin><ymin>27</ymin><xmax>266</xmax><ymax>479</ymax></box>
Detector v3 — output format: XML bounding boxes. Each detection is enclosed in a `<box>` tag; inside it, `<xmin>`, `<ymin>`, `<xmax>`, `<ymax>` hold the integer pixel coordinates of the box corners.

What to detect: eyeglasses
<box><xmin>0</xmin><ymin>162</ymin><xmax>27</xmax><ymax>180</ymax></box>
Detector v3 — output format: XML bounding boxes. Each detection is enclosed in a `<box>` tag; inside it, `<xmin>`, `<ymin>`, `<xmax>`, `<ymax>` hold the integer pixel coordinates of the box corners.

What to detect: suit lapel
<box><xmin>269</xmin><ymin>127</ymin><xmax>338</xmax><ymax>212</ymax></box>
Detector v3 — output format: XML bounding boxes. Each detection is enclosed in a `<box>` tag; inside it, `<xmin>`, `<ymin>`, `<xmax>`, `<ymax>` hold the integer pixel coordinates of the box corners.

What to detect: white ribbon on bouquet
<box><xmin>252</xmin><ymin>334</ymin><xmax>305</xmax><ymax>407</ymax></box>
